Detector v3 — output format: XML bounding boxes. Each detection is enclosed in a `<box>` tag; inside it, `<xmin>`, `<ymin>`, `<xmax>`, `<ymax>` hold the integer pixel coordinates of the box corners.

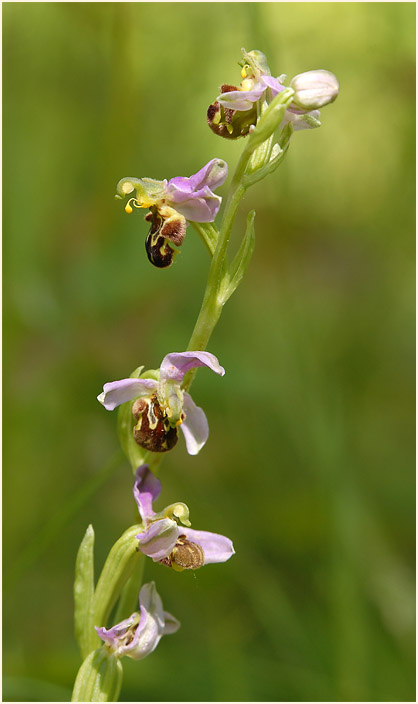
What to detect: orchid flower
<box><xmin>115</xmin><ymin>158</ymin><xmax>228</xmax><ymax>267</ymax></box>
<box><xmin>95</xmin><ymin>582</ymin><xmax>180</xmax><ymax>660</ymax></box>
<box><xmin>208</xmin><ymin>48</ymin><xmax>338</xmax><ymax>138</ymax></box>
<box><xmin>132</xmin><ymin>465</ymin><xmax>235</xmax><ymax>570</ymax></box>
<box><xmin>97</xmin><ymin>351</ymin><xmax>225</xmax><ymax>455</ymax></box>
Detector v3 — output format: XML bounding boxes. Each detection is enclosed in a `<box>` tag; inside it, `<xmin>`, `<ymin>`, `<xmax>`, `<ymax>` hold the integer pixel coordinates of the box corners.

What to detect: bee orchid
<box><xmin>97</xmin><ymin>351</ymin><xmax>225</xmax><ymax>455</ymax></box>
<box><xmin>133</xmin><ymin>465</ymin><xmax>235</xmax><ymax>570</ymax></box>
<box><xmin>95</xmin><ymin>582</ymin><xmax>180</xmax><ymax>660</ymax></box>
<box><xmin>116</xmin><ymin>158</ymin><xmax>228</xmax><ymax>267</ymax></box>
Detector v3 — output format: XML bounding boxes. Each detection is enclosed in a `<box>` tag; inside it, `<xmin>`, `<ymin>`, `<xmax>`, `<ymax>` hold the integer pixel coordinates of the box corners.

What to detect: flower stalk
<box><xmin>72</xmin><ymin>47</ymin><xmax>339</xmax><ymax>702</ymax></box>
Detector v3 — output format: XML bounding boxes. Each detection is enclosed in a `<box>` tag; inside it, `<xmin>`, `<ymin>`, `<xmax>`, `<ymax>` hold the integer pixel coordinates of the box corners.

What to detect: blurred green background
<box><xmin>3</xmin><ymin>2</ymin><xmax>415</xmax><ymax>702</ymax></box>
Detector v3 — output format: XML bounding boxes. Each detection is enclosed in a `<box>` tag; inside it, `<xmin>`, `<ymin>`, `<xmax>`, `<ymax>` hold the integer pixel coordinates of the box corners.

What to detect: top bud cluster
<box><xmin>208</xmin><ymin>48</ymin><xmax>339</xmax><ymax>138</ymax></box>
<box><xmin>116</xmin><ymin>48</ymin><xmax>339</xmax><ymax>268</ymax></box>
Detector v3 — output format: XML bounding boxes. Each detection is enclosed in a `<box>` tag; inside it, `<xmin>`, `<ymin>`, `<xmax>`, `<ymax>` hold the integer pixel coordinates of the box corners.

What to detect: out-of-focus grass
<box><xmin>3</xmin><ymin>3</ymin><xmax>415</xmax><ymax>702</ymax></box>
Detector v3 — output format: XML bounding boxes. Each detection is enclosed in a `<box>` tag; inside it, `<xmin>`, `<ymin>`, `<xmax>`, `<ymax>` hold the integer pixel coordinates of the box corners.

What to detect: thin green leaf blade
<box><xmin>71</xmin><ymin>648</ymin><xmax>123</xmax><ymax>703</ymax></box>
<box><xmin>92</xmin><ymin>524</ymin><xmax>143</xmax><ymax>634</ymax></box>
<box><xmin>221</xmin><ymin>210</ymin><xmax>256</xmax><ymax>303</ymax></box>
<box><xmin>74</xmin><ymin>524</ymin><xmax>95</xmax><ymax>659</ymax></box>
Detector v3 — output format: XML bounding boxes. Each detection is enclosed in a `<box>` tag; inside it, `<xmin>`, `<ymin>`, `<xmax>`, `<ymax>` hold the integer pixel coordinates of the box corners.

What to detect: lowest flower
<box><xmin>96</xmin><ymin>582</ymin><xmax>180</xmax><ymax>660</ymax></box>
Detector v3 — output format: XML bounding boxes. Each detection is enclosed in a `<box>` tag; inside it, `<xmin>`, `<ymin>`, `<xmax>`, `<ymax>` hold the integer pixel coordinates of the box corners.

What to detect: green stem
<box><xmin>183</xmin><ymin>155</ymin><xmax>252</xmax><ymax>390</ymax></box>
<box><xmin>73</xmin><ymin>78</ymin><xmax>297</xmax><ymax>704</ymax></box>
<box><xmin>183</xmin><ymin>90</ymin><xmax>296</xmax><ymax>391</ymax></box>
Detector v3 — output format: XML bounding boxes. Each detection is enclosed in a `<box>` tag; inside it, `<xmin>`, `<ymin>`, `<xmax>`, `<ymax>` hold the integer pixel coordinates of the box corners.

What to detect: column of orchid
<box><xmin>71</xmin><ymin>49</ymin><xmax>339</xmax><ymax>702</ymax></box>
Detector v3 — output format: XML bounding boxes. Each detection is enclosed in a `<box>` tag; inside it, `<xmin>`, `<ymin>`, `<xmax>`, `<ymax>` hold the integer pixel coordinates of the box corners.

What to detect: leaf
<box><xmin>92</xmin><ymin>524</ymin><xmax>143</xmax><ymax>632</ymax></box>
<box><xmin>243</xmin><ymin>123</ymin><xmax>293</xmax><ymax>188</ymax></box>
<box><xmin>220</xmin><ymin>210</ymin><xmax>256</xmax><ymax>304</ymax></box>
<box><xmin>246</xmin><ymin>87</ymin><xmax>295</xmax><ymax>151</ymax></box>
<box><xmin>74</xmin><ymin>525</ymin><xmax>96</xmax><ymax>659</ymax></box>
<box><xmin>71</xmin><ymin>648</ymin><xmax>123</xmax><ymax>703</ymax></box>
<box><xmin>113</xmin><ymin>557</ymin><xmax>145</xmax><ymax>624</ymax></box>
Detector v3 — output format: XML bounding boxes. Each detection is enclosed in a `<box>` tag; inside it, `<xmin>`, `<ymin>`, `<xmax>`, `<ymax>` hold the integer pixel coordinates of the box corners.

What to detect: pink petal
<box><xmin>97</xmin><ymin>378</ymin><xmax>157</xmax><ymax>411</ymax></box>
<box><xmin>180</xmin><ymin>393</ymin><xmax>209</xmax><ymax>455</ymax></box>
<box><xmin>181</xmin><ymin>527</ymin><xmax>235</xmax><ymax>564</ymax></box>
<box><xmin>160</xmin><ymin>351</ymin><xmax>225</xmax><ymax>384</ymax></box>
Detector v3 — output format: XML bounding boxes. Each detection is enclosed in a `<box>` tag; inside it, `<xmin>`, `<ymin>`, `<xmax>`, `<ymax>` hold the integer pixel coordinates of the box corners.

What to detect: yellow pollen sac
<box><xmin>125</xmin><ymin>197</ymin><xmax>148</xmax><ymax>214</ymax></box>
<box><xmin>241</xmin><ymin>65</ymin><xmax>248</xmax><ymax>78</ymax></box>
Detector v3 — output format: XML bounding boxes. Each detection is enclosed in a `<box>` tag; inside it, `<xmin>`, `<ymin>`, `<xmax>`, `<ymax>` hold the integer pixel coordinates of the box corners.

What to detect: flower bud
<box><xmin>290</xmin><ymin>70</ymin><xmax>339</xmax><ymax>110</ymax></box>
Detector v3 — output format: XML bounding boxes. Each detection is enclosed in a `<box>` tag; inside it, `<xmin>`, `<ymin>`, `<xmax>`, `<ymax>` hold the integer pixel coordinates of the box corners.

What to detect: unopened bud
<box><xmin>290</xmin><ymin>70</ymin><xmax>339</xmax><ymax>110</ymax></box>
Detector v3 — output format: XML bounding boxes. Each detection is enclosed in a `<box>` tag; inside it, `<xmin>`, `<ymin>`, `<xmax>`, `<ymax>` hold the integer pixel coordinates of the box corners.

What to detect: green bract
<box><xmin>71</xmin><ymin>648</ymin><xmax>123</xmax><ymax>703</ymax></box>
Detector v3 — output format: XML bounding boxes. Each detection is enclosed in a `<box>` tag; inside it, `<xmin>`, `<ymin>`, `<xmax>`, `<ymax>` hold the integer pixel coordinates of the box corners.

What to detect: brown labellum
<box><xmin>207</xmin><ymin>84</ymin><xmax>257</xmax><ymax>140</ymax></box>
<box><xmin>145</xmin><ymin>210</ymin><xmax>175</xmax><ymax>268</ymax></box>
<box><xmin>160</xmin><ymin>534</ymin><xmax>205</xmax><ymax>570</ymax></box>
<box><xmin>145</xmin><ymin>207</ymin><xmax>186</xmax><ymax>268</ymax></box>
<box><xmin>132</xmin><ymin>394</ymin><xmax>178</xmax><ymax>452</ymax></box>
<box><xmin>207</xmin><ymin>101</ymin><xmax>238</xmax><ymax>140</ymax></box>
